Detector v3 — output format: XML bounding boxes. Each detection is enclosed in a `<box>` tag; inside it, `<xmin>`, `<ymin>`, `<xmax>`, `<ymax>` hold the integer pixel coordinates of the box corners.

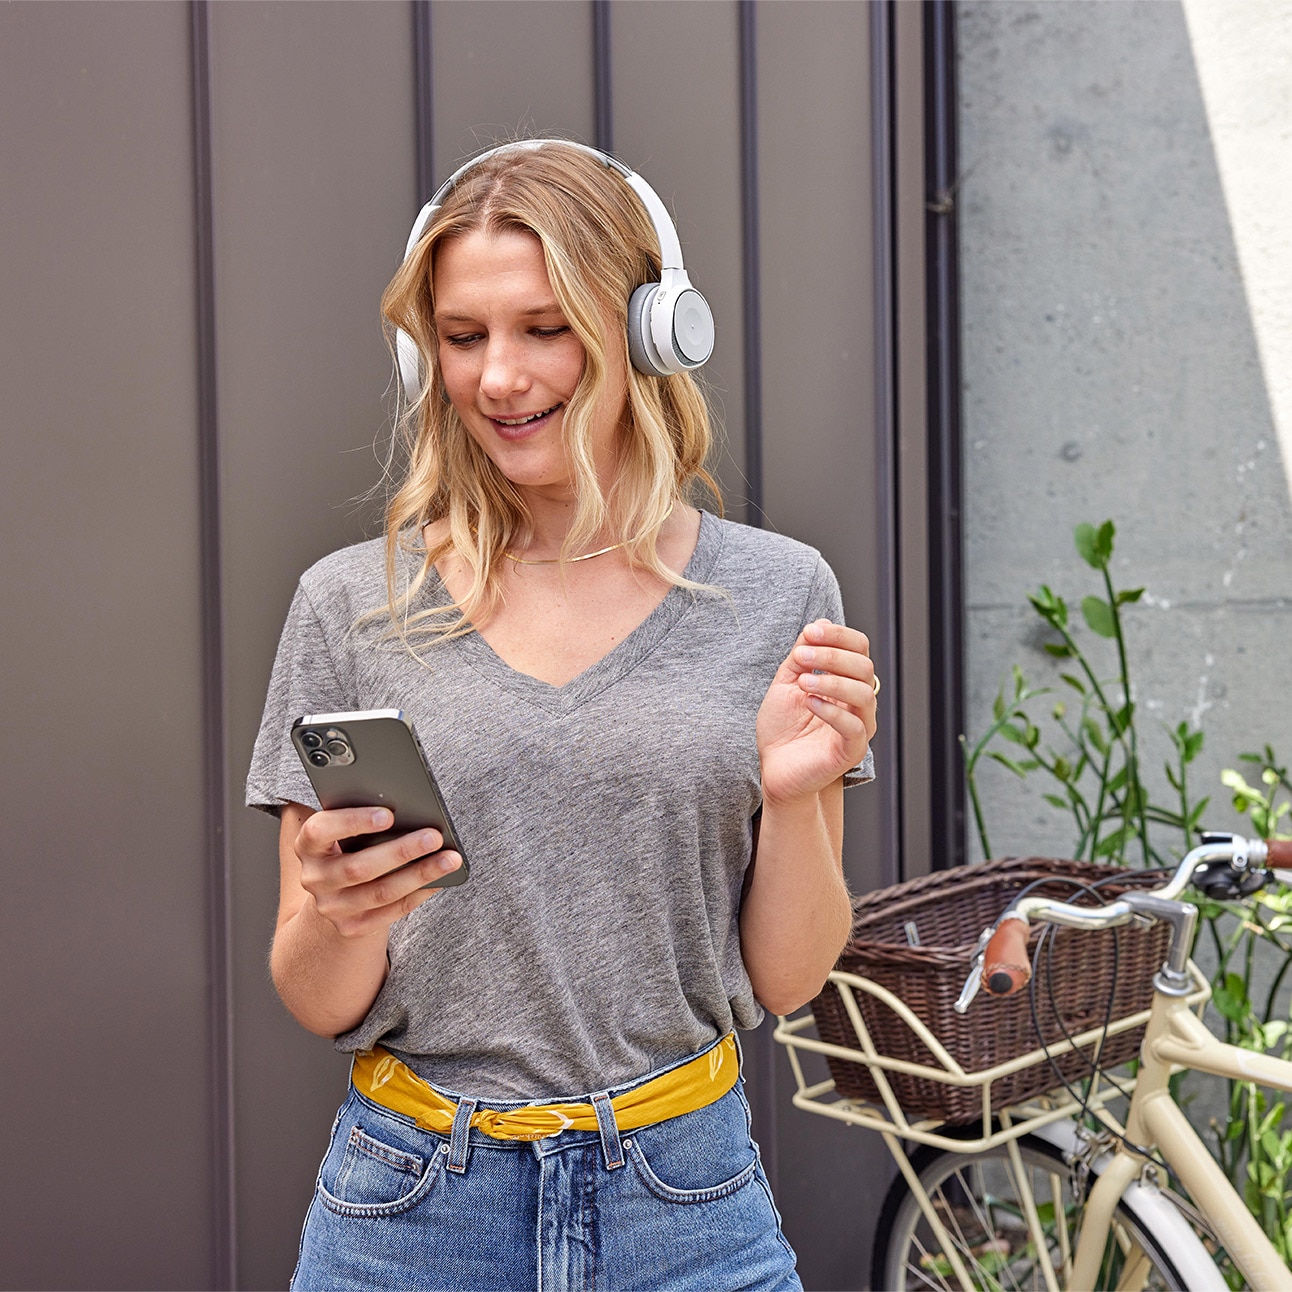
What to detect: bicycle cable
<box><xmin>1023</xmin><ymin>868</ymin><xmax>1175</xmax><ymax>1171</ymax></box>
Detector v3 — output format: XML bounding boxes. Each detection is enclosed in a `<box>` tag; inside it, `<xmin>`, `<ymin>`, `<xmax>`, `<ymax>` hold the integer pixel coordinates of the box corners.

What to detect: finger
<box><xmin>298</xmin><ymin>806</ymin><xmax>397</xmax><ymax>855</ymax></box>
<box><xmin>805</xmin><ymin>693</ymin><xmax>870</xmax><ymax>740</ymax></box>
<box><xmin>319</xmin><ymin>835</ymin><xmax>461</xmax><ymax>922</ymax></box>
<box><xmin>797</xmin><ymin>670</ymin><xmax>874</xmax><ymax>709</ymax></box>
<box><xmin>802</xmin><ymin>620</ymin><xmax>870</xmax><ymax>657</ymax></box>
<box><xmin>324</xmin><ymin>850</ymin><xmax>462</xmax><ymax>937</ymax></box>
<box><xmin>301</xmin><ymin>824</ymin><xmax>446</xmax><ymax>903</ymax></box>
<box><xmin>359</xmin><ymin>848</ymin><xmax>462</xmax><ymax>914</ymax></box>
<box><xmin>790</xmin><ymin>641</ymin><xmax>877</xmax><ymax>684</ymax></box>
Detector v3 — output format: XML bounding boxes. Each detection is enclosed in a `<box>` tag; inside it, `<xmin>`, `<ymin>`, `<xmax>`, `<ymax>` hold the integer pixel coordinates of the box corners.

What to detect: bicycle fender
<box><xmin>1031</xmin><ymin>1119</ymin><xmax>1228</xmax><ymax>1292</ymax></box>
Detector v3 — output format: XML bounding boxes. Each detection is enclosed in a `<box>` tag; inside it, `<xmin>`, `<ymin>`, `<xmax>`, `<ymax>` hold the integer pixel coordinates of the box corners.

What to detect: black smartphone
<box><xmin>290</xmin><ymin>709</ymin><xmax>469</xmax><ymax>890</ymax></box>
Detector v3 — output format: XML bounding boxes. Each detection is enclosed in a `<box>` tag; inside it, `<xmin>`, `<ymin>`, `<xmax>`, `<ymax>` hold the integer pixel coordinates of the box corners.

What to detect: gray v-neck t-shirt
<box><xmin>247</xmin><ymin>511</ymin><xmax>873</xmax><ymax>1099</ymax></box>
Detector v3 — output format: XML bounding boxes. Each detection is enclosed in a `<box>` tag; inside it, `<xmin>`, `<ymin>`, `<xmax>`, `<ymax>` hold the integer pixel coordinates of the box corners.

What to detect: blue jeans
<box><xmin>291</xmin><ymin>1059</ymin><xmax>801</xmax><ymax>1291</ymax></box>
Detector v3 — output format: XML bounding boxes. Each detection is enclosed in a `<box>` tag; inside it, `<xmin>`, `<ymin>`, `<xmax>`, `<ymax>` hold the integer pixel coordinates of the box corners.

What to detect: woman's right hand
<box><xmin>290</xmin><ymin>805</ymin><xmax>463</xmax><ymax>940</ymax></box>
<box><xmin>270</xmin><ymin>802</ymin><xmax>463</xmax><ymax>1036</ymax></box>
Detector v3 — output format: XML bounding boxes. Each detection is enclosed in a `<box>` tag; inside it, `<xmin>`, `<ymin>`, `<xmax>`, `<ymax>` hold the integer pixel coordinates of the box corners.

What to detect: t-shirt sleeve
<box><xmin>245</xmin><ymin>580</ymin><xmax>355</xmax><ymax>814</ymax></box>
<box><xmin>802</xmin><ymin>555</ymin><xmax>876</xmax><ymax>788</ymax></box>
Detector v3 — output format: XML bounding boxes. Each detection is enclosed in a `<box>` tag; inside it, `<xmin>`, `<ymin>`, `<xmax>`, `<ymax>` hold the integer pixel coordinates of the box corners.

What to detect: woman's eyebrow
<box><xmin>435</xmin><ymin>303</ymin><xmax>564</xmax><ymax>324</ymax></box>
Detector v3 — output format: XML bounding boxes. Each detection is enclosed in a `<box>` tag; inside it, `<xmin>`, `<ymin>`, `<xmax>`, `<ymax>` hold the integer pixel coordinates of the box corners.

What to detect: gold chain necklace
<box><xmin>504</xmin><ymin>539</ymin><xmax>628</xmax><ymax>566</ymax></box>
<box><xmin>503</xmin><ymin>506</ymin><xmax>674</xmax><ymax>566</ymax></box>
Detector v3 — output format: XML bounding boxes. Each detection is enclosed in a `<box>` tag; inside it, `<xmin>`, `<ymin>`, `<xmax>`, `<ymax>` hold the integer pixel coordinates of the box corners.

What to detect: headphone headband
<box><xmin>395</xmin><ymin>138</ymin><xmax>714</xmax><ymax>398</ymax></box>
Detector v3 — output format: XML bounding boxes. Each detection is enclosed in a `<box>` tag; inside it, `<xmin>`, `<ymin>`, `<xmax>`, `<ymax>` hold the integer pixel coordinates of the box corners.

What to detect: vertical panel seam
<box><xmin>871</xmin><ymin>1</ymin><xmax>904</xmax><ymax>889</ymax></box>
<box><xmin>739</xmin><ymin>0</ymin><xmax>764</xmax><ymax>527</ymax></box>
<box><xmin>593</xmin><ymin>0</ymin><xmax>613</xmax><ymax>153</ymax></box>
<box><xmin>925</xmin><ymin>0</ymin><xmax>966</xmax><ymax>871</ymax></box>
<box><xmin>413</xmin><ymin>1</ymin><xmax>434</xmax><ymax>198</ymax></box>
<box><xmin>190</xmin><ymin>2</ymin><xmax>236</xmax><ymax>1285</ymax></box>
<box><xmin>737</xmin><ymin>0</ymin><xmax>776</xmax><ymax>1197</ymax></box>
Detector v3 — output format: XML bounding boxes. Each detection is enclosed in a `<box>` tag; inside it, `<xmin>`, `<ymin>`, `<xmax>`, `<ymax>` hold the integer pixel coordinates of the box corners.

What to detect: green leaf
<box><xmin>1083</xmin><ymin>719</ymin><xmax>1109</xmax><ymax>756</ymax></box>
<box><xmin>1093</xmin><ymin>825</ymin><xmax>1133</xmax><ymax>859</ymax></box>
<box><xmin>1075</xmin><ymin>522</ymin><xmax>1102</xmax><ymax>570</ymax></box>
<box><xmin>1060</xmin><ymin>673</ymin><xmax>1087</xmax><ymax>694</ymax></box>
<box><xmin>1030</xmin><ymin>585</ymin><xmax>1068</xmax><ymax>627</ymax></box>
<box><xmin>1043</xmin><ymin>794</ymin><xmax>1069</xmax><ymax>810</ymax></box>
<box><xmin>1043</xmin><ymin>642</ymin><xmax>1074</xmax><ymax>658</ymax></box>
<box><xmin>1213</xmin><ymin>981</ymin><xmax>1247</xmax><ymax>1023</ymax></box>
<box><xmin>999</xmin><ymin>721</ymin><xmax>1030</xmax><ymax>746</ymax></box>
<box><xmin>1097</xmin><ymin>520</ymin><xmax>1116</xmax><ymax>560</ymax></box>
<box><xmin>1081</xmin><ymin>595</ymin><xmax>1117</xmax><ymax>638</ymax></box>
<box><xmin>1116</xmin><ymin>586</ymin><xmax>1145</xmax><ymax>606</ymax></box>
<box><xmin>992</xmin><ymin>689</ymin><xmax>1006</xmax><ymax>722</ymax></box>
<box><xmin>1111</xmin><ymin>702</ymin><xmax>1135</xmax><ymax>736</ymax></box>
<box><xmin>988</xmin><ymin>751</ymin><xmax>1031</xmax><ymax>779</ymax></box>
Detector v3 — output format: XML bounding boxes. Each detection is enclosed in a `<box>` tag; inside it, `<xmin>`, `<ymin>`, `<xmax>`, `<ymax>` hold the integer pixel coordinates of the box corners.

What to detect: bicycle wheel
<box><xmin>871</xmin><ymin>1131</ymin><xmax>1218</xmax><ymax>1291</ymax></box>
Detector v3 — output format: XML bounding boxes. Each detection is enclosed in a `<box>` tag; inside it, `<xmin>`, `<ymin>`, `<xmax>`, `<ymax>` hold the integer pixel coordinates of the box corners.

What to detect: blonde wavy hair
<box><xmin>375</xmin><ymin>139</ymin><xmax>723</xmax><ymax>650</ymax></box>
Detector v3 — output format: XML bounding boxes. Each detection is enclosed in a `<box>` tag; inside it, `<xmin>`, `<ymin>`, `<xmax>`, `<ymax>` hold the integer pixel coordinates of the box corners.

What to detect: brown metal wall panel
<box><xmin>756</xmin><ymin>1</ymin><xmax>894</xmax><ymax>895</ymax></box>
<box><xmin>206</xmin><ymin>3</ymin><xmax>419</xmax><ymax>1285</ymax></box>
<box><xmin>895</xmin><ymin>0</ymin><xmax>935</xmax><ymax>880</ymax></box>
<box><xmin>430</xmin><ymin>0</ymin><xmax>596</xmax><ymax>173</ymax></box>
<box><xmin>0</xmin><ymin>2</ymin><xmax>214</xmax><ymax>1288</ymax></box>
<box><xmin>754</xmin><ymin>4</ymin><xmax>896</xmax><ymax>1286</ymax></box>
<box><xmin>608</xmin><ymin>1</ymin><xmax>750</xmax><ymax>522</ymax></box>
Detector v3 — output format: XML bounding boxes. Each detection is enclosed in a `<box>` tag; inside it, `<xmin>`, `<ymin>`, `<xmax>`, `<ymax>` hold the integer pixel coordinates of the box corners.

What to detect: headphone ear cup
<box><xmin>658</xmin><ymin>287</ymin><xmax>715</xmax><ymax>370</ymax></box>
<box><xmin>627</xmin><ymin>282</ymin><xmax>669</xmax><ymax>376</ymax></box>
<box><xmin>396</xmin><ymin>327</ymin><xmax>424</xmax><ymax>403</ymax></box>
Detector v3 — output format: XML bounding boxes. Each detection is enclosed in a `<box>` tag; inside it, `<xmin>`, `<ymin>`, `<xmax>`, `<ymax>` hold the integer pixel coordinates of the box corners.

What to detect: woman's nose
<box><xmin>479</xmin><ymin>339</ymin><xmax>529</xmax><ymax>399</ymax></box>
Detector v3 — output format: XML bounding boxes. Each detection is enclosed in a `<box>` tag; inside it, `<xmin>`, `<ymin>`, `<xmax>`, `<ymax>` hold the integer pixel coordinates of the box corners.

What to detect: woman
<box><xmin>247</xmin><ymin>139</ymin><xmax>877</xmax><ymax>1291</ymax></box>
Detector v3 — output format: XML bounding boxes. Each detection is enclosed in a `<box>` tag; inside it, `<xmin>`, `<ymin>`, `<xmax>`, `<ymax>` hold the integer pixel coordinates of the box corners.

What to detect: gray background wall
<box><xmin>1</xmin><ymin>3</ymin><xmax>943</xmax><ymax>1288</ymax></box>
<box><xmin>958</xmin><ymin>0</ymin><xmax>1292</xmax><ymax>865</ymax></box>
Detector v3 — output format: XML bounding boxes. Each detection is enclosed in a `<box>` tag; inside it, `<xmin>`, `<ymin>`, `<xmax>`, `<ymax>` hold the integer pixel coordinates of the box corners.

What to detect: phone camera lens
<box><xmin>308</xmin><ymin>749</ymin><xmax>330</xmax><ymax>767</ymax></box>
<box><xmin>300</xmin><ymin>731</ymin><xmax>322</xmax><ymax>750</ymax></box>
<box><xmin>326</xmin><ymin>739</ymin><xmax>349</xmax><ymax>758</ymax></box>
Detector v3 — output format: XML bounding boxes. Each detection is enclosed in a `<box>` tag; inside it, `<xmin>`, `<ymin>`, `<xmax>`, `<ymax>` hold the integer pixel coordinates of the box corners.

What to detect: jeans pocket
<box><xmin>623</xmin><ymin>1105</ymin><xmax>760</xmax><ymax>1206</ymax></box>
<box><xmin>318</xmin><ymin>1121</ymin><xmax>445</xmax><ymax>1218</ymax></box>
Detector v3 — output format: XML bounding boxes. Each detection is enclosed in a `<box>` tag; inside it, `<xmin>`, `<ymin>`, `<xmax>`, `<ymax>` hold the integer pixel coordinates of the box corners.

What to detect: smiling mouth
<box><xmin>492</xmin><ymin>403</ymin><xmax>562</xmax><ymax>427</ymax></box>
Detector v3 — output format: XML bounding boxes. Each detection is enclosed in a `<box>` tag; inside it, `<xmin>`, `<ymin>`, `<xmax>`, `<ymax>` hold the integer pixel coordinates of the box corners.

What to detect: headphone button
<box><xmin>673</xmin><ymin>290</ymin><xmax>714</xmax><ymax>365</ymax></box>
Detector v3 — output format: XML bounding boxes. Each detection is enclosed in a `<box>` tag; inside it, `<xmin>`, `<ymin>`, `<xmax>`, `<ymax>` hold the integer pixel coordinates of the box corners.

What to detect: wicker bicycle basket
<box><xmin>809</xmin><ymin>857</ymin><xmax>1172</xmax><ymax>1125</ymax></box>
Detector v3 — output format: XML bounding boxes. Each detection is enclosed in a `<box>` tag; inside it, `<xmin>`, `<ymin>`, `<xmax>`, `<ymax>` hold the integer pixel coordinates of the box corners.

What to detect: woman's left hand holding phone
<box><xmin>270</xmin><ymin>803</ymin><xmax>463</xmax><ymax>1037</ymax></box>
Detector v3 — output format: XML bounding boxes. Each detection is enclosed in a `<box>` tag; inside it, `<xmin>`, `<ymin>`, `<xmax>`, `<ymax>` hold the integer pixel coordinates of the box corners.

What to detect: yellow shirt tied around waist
<box><xmin>352</xmin><ymin>1034</ymin><xmax>739</xmax><ymax>1143</ymax></box>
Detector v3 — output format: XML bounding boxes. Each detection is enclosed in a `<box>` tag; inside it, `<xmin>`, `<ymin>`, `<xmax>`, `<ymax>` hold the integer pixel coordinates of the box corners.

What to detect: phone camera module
<box><xmin>321</xmin><ymin>730</ymin><xmax>355</xmax><ymax>766</ymax></box>
<box><xmin>307</xmin><ymin>749</ymin><xmax>330</xmax><ymax>767</ymax></box>
<box><xmin>300</xmin><ymin>730</ymin><xmax>323</xmax><ymax>750</ymax></box>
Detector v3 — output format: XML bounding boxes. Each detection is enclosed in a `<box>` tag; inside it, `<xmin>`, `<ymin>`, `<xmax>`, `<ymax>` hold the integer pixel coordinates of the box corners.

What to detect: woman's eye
<box><xmin>444</xmin><ymin>333</ymin><xmax>483</xmax><ymax>348</ymax></box>
<box><xmin>532</xmin><ymin>326</ymin><xmax>570</xmax><ymax>339</ymax></box>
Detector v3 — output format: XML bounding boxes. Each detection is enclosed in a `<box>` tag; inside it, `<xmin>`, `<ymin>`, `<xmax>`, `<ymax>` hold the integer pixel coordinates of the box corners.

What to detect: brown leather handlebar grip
<box><xmin>982</xmin><ymin>917</ymin><xmax>1032</xmax><ymax>997</ymax></box>
<box><xmin>1267</xmin><ymin>839</ymin><xmax>1292</xmax><ymax>865</ymax></box>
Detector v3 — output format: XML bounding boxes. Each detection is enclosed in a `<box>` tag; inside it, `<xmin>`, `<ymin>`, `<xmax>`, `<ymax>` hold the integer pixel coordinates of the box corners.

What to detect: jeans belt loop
<box><xmin>590</xmin><ymin>1090</ymin><xmax>624</xmax><ymax>1170</ymax></box>
<box><xmin>447</xmin><ymin>1097</ymin><xmax>478</xmax><ymax>1174</ymax></box>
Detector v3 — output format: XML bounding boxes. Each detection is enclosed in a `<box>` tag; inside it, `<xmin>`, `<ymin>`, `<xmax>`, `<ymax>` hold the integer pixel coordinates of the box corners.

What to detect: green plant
<box><xmin>962</xmin><ymin>520</ymin><xmax>1292</xmax><ymax>1259</ymax></box>
<box><xmin>961</xmin><ymin>519</ymin><xmax>1207</xmax><ymax>869</ymax></box>
<box><xmin>1202</xmin><ymin>749</ymin><xmax>1292</xmax><ymax>1265</ymax></box>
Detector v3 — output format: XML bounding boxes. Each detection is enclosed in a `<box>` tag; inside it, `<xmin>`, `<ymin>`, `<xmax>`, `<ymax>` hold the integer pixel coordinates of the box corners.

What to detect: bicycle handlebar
<box><xmin>955</xmin><ymin>835</ymin><xmax>1292</xmax><ymax>1013</ymax></box>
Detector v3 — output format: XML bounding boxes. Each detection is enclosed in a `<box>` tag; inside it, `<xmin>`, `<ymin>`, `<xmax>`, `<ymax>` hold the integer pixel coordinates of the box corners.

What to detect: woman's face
<box><xmin>433</xmin><ymin>228</ymin><xmax>627</xmax><ymax>500</ymax></box>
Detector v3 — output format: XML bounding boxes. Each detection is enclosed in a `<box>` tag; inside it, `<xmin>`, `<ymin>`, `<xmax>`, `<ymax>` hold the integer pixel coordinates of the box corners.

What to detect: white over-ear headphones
<box><xmin>394</xmin><ymin>139</ymin><xmax>715</xmax><ymax>402</ymax></box>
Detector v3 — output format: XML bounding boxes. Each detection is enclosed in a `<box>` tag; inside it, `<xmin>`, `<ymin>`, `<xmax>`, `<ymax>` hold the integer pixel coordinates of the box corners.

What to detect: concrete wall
<box><xmin>957</xmin><ymin>0</ymin><xmax>1292</xmax><ymax>865</ymax></box>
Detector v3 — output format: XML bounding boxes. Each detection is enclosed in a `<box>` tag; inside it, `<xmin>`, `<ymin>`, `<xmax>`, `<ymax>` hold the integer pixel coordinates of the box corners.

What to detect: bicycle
<box><xmin>774</xmin><ymin>833</ymin><xmax>1292</xmax><ymax>1290</ymax></box>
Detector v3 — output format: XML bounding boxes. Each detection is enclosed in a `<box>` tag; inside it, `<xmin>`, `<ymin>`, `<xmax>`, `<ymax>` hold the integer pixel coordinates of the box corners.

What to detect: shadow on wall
<box><xmin>957</xmin><ymin>0</ymin><xmax>1292</xmax><ymax>864</ymax></box>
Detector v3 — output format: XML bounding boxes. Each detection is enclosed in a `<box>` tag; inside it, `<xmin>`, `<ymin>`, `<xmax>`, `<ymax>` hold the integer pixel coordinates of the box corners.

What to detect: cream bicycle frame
<box><xmin>776</xmin><ymin>961</ymin><xmax>1292</xmax><ymax>1290</ymax></box>
<box><xmin>1072</xmin><ymin>983</ymin><xmax>1292</xmax><ymax>1290</ymax></box>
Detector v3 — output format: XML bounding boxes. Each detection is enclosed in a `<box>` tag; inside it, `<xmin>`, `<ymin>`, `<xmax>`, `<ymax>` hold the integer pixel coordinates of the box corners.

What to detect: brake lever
<box><xmin>954</xmin><ymin>927</ymin><xmax>994</xmax><ymax>1014</ymax></box>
